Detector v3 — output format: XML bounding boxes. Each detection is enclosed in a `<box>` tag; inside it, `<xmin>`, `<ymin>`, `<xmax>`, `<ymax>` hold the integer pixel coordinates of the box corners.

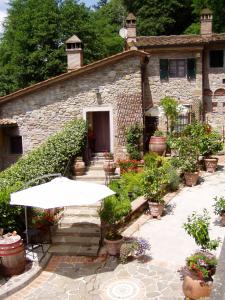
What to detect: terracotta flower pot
<box><xmin>184</xmin><ymin>172</ymin><xmax>199</xmax><ymax>187</ymax></box>
<box><xmin>149</xmin><ymin>136</ymin><xmax>166</xmax><ymax>156</ymax></box>
<box><xmin>148</xmin><ymin>202</ymin><xmax>164</xmax><ymax>219</ymax></box>
<box><xmin>182</xmin><ymin>275</ymin><xmax>212</xmax><ymax>299</ymax></box>
<box><xmin>221</xmin><ymin>213</ymin><xmax>225</xmax><ymax>226</ymax></box>
<box><xmin>72</xmin><ymin>157</ymin><xmax>85</xmax><ymax>176</ymax></box>
<box><xmin>103</xmin><ymin>161</ymin><xmax>116</xmax><ymax>175</ymax></box>
<box><xmin>104</xmin><ymin>237</ymin><xmax>123</xmax><ymax>256</ymax></box>
<box><xmin>204</xmin><ymin>157</ymin><xmax>218</xmax><ymax>173</ymax></box>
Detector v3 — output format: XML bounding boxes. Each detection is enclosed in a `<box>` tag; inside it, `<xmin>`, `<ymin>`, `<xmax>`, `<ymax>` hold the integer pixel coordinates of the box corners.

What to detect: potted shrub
<box><xmin>181</xmin><ymin>209</ymin><xmax>220</xmax><ymax>299</ymax></box>
<box><xmin>200</xmin><ymin>131</ymin><xmax>223</xmax><ymax>173</ymax></box>
<box><xmin>99</xmin><ymin>195</ymin><xmax>131</xmax><ymax>255</ymax></box>
<box><xmin>213</xmin><ymin>196</ymin><xmax>225</xmax><ymax>226</ymax></box>
<box><xmin>117</xmin><ymin>159</ymin><xmax>139</xmax><ymax>174</ymax></box>
<box><xmin>103</xmin><ymin>152</ymin><xmax>116</xmax><ymax>175</ymax></box>
<box><xmin>178</xmin><ymin>136</ymin><xmax>200</xmax><ymax>187</ymax></box>
<box><xmin>120</xmin><ymin>237</ymin><xmax>150</xmax><ymax>264</ymax></box>
<box><xmin>149</xmin><ymin>130</ymin><xmax>166</xmax><ymax>156</ymax></box>
<box><xmin>125</xmin><ymin>123</ymin><xmax>142</xmax><ymax>160</ymax></box>
<box><xmin>142</xmin><ymin>160</ymin><xmax>170</xmax><ymax>218</ymax></box>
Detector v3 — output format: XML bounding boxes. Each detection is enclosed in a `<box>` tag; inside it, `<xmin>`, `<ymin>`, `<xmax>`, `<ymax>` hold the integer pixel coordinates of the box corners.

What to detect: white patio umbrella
<box><xmin>10</xmin><ymin>177</ymin><xmax>115</xmax><ymax>243</ymax></box>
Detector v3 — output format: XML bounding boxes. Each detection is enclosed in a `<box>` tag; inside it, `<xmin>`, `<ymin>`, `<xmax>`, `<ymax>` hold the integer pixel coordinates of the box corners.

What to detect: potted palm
<box><xmin>99</xmin><ymin>195</ymin><xmax>131</xmax><ymax>255</ymax></box>
<box><xmin>213</xmin><ymin>196</ymin><xmax>225</xmax><ymax>226</ymax></box>
<box><xmin>143</xmin><ymin>160</ymin><xmax>170</xmax><ymax>219</ymax></box>
<box><xmin>149</xmin><ymin>130</ymin><xmax>167</xmax><ymax>156</ymax></box>
<box><xmin>181</xmin><ymin>209</ymin><xmax>220</xmax><ymax>299</ymax></box>
<box><xmin>200</xmin><ymin>131</ymin><xmax>223</xmax><ymax>173</ymax></box>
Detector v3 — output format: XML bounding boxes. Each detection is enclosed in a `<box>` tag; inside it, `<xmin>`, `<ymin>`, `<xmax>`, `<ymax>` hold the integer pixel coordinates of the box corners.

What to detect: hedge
<box><xmin>0</xmin><ymin>118</ymin><xmax>87</xmax><ymax>231</ymax></box>
<box><xmin>0</xmin><ymin>118</ymin><xmax>87</xmax><ymax>189</ymax></box>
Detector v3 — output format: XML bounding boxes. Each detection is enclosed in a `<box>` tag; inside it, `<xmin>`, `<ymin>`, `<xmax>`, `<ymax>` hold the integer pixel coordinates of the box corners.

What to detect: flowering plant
<box><xmin>185</xmin><ymin>251</ymin><xmax>217</xmax><ymax>282</ymax></box>
<box><xmin>117</xmin><ymin>159</ymin><xmax>139</xmax><ymax>174</ymax></box>
<box><xmin>32</xmin><ymin>211</ymin><xmax>58</xmax><ymax>229</ymax></box>
<box><xmin>120</xmin><ymin>237</ymin><xmax>150</xmax><ymax>264</ymax></box>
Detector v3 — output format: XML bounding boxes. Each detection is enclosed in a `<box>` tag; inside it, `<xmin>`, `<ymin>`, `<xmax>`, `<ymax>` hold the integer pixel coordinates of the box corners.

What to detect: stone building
<box><xmin>0</xmin><ymin>9</ymin><xmax>225</xmax><ymax>170</ymax></box>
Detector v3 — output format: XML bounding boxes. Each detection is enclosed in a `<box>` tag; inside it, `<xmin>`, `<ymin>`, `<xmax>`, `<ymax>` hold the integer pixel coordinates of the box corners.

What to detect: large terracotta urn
<box><xmin>149</xmin><ymin>136</ymin><xmax>166</xmax><ymax>156</ymax></box>
<box><xmin>182</xmin><ymin>275</ymin><xmax>212</xmax><ymax>299</ymax></box>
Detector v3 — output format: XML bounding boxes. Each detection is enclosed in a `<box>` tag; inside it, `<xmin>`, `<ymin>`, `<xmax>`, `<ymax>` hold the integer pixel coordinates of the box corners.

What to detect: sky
<box><xmin>0</xmin><ymin>0</ymin><xmax>99</xmax><ymax>33</ymax></box>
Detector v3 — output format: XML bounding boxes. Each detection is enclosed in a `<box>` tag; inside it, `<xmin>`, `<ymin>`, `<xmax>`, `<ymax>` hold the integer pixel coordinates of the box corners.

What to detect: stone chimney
<box><xmin>126</xmin><ymin>13</ymin><xmax>137</xmax><ymax>43</ymax></box>
<box><xmin>66</xmin><ymin>35</ymin><xmax>83</xmax><ymax>71</ymax></box>
<box><xmin>200</xmin><ymin>8</ymin><xmax>213</xmax><ymax>35</ymax></box>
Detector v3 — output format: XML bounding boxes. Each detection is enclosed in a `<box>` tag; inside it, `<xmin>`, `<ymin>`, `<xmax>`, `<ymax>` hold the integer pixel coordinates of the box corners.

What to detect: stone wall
<box><xmin>204</xmin><ymin>46</ymin><xmax>225</xmax><ymax>134</ymax></box>
<box><xmin>0</xmin><ymin>56</ymin><xmax>143</xmax><ymax>163</ymax></box>
<box><xmin>145</xmin><ymin>51</ymin><xmax>203</xmax><ymax>130</ymax></box>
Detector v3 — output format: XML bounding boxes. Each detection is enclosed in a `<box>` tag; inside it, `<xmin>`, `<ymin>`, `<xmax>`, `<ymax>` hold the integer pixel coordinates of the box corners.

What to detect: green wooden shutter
<box><xmin>187</xmin><ymin>58</ymin><xmax>196</xmax><ymax>80</ymax></box>
<box><xmin>160</xmin><ymin>59</ymin><xmax>169</xmax><ymax>80</ymax></box>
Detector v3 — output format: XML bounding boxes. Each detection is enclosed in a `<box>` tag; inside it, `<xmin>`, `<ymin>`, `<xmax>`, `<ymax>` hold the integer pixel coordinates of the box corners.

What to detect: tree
<box><xmin>123</xmin><ymin>0</ymin><xmax>194</xmax><ymax>36</ymax></box>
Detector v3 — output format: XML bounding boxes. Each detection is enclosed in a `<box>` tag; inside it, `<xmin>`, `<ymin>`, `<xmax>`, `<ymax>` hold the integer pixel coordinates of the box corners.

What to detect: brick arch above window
<box><xmin>214</xmin><ymin>88</ymin><xmax>225</xmax><ymax>96</ymax></box>
<box><xmin>204</xmin><ymin>89</ymin><xmax>213</xmax><ymax>96</ymax></box>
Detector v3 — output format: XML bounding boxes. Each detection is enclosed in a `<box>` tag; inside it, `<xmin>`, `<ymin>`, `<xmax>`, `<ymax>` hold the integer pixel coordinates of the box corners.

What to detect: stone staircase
<box><xmin>73</xmin><ymin>153</ymin><xmax>120</xmax><ymax>184</ymax></box>
<box><xmin>48</xmin><ymin>203</ymin><xmax>101</xmax><ymax>256</ymax></box>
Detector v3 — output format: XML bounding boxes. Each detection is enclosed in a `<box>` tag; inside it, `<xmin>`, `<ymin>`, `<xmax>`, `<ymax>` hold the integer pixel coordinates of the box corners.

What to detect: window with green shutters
<box><xmin>160</xmin><ymin>58</ymin><xmax>196</xmax><ymax>80</ymax></box>
<box><xmin>187</xmin><ymin>58</ymin><xmax>196</xmax><ymax>80</ymax></box>
<box><xmin>160</xmin><ymin>59</ymin><xmax>169</xmax><ymax>80</ymax></box>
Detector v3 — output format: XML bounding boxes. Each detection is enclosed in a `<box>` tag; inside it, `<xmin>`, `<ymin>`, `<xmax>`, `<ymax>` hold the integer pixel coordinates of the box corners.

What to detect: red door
<box><xmin>93</xmin><ymin>111</ymin><xmax>110</xmax><ymax>152</ymax></box>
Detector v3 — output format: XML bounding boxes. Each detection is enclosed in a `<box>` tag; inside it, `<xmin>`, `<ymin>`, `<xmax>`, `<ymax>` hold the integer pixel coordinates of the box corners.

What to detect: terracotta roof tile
<box><xmin>135</xmin><ymin>33</ymin><xmax>225</xmax><ymax>48</ymax></box>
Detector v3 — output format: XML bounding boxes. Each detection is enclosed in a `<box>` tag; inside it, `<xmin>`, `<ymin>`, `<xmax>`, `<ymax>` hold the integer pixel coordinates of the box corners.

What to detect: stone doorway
<box><xmin>87</xmin><ymin>111</ymin><xmax>110</xmax><ymax>153</ymax></box>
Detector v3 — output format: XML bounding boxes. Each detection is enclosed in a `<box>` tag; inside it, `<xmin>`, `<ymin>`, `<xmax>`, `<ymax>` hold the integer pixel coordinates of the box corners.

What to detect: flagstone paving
<box><xmin>5</xmin><ymin>166</ymin><xmax>225</xmax><ymax>300</ymax></box>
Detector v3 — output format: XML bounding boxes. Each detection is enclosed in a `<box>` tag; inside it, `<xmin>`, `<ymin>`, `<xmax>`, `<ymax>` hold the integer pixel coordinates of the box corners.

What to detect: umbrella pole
<box><xmin>25</xmin><ymin>206</ymin><xmax>29</xmax><ymax>244</ymax></box>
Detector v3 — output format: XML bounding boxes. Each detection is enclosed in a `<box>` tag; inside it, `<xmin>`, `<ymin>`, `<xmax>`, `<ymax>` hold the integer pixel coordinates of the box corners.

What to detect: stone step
<box><xmin>51</xmin><ymin>235</ymin><xmax>100</xmax><ymax>245</ymax></box>
<box><xmin>87</xmin><ymin>164</ymin><xmax>105</xmax><ymax>171</ymax></box>
<box><xmin>55</xmin><ymin>226</ymin><xmax>101</xmax><ymax>236</ymax></box>
<box><xmin>48</xmin><ymin>244</ymin><xmax>99</xmax><ymax>256</ymax></box>
<box><xmin>59</xmin><ymin>216</ymin><xmax>101</xmax><ymax>228</ymax></box>
<box><xmin>63</xmin><ymin>207</ymin><xmax>99</xmax><ymax>217</ymax></box>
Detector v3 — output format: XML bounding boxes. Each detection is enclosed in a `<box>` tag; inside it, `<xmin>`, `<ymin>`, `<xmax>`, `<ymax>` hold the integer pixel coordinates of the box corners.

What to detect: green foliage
<box><xmin>200</xmin><ymin>132</ymin><xmax>223</xmax><ymax>157</ymax></box>
<box><xmin>120</xmin><ymin>237</ymin><xmax>150</xmax><ymax>264</ymax></box>
<box><xmin>160</xmin><ymin>97</ymin><xmax>179</xmax><ymax>133</ymax></box>
<box><xmin>142</xmin><ymin>159</ymin><xmax>171</xmax><ymax>203</ymax></box>
<box><xmin>0</xmin><ymin>183</ymin><xmax>24</xmax><ymax>232</ymax></box>
<box><xmin>117</xmin><ymin>159</ymin><xmax>139</xmax><ymax>174</ymax></box>
<box><xmin>99</xmin><ymin>195</ymin><xmax>131</xmax><ymax>238</ymax></box>
<box><xmin>167</xmin><ymin>164</ymin><xmax>180</xmax><ymax>191</ymax></box>
<box><xmin>0</xmin><ymin>119</ymin><xmax>87</xmax><ymax>190</ymax></box>
<box><xmin>186</xmin><ymin>251</ymin><xmax>217</xmax><ymax>281</ymax></box>
<box><xmin>143</xmin><ymin>152</ymin><xmax>165</xmax><ymax>168</ymax></box>
<box><xmin>213</xmin><ymin>196</ymin><xmax>225</xmax><ymax>216</ymax></box>
<box><xmin>183</xmin><ymin>209</ymin><xmax>220</xmax><ymax>251</ymax></box>
<box><xmin>125</xmin><ymin>123</ymin><xmax>142</xmax><ymax>160</ymax></box>
<box><xmin>153</xmin><ymin>130</ymin><xmax>165</xmax><ymax>137</ymax></box>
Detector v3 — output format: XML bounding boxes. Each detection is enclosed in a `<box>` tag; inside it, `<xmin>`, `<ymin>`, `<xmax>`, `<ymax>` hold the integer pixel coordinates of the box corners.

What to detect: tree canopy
<box><xmin>0</xmin><ymin>0</ymin><xmax>224</xmax><ymax>96</ymax></box>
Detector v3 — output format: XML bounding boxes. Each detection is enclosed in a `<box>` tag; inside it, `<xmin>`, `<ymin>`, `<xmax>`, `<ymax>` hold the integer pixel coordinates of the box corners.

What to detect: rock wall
<box><xmin>0</xmin><ymin>56</ymin><xmax>143</xmax><ymax>163</ymax></box>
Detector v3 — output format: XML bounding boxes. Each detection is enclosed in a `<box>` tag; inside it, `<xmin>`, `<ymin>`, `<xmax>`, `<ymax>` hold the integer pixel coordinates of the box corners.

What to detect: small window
<box><xmin>9</xmin><ymin>136</ymin><xmax>23</xmax><ymax>154</ymax></box>
<box><xmin>169</xmin><ymin>59</ymin><xmax>186</xmax><ymax>78</ymax></box>
<box><xmin>210</xmin><ymin>50</ymin><xmax>224</xmax><ymax>68</ymax></box>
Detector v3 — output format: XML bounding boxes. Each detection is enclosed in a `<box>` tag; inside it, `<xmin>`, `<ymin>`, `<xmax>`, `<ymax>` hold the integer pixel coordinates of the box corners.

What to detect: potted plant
<box><xmin>103</xmin><ymin>152</ymin><xmax>116</xmax><ymax>175</ymax></box>
<box><xmin>149</xmin><ymin>130</ymin><xmax>166</xmax><ymax>156</ymax></box>
<box><xmin>181</xmin><ymin>209</ymin><xmax>220</xmax><ymax>299</ymax></box>
<box><xmin>159</xmin><ymin>96</ymin><xmax>179</xmax><ymax>134</ymax></box>
<box><xmin>99</xmin><ymin>195</ymin><xmax>131</xmax><ymax>255</ymax></box>
<box><xmin>178</xmin><ymin>136</ymin><xmax>200</xmax><ymax>187</ymax></box>
<box><xmin>200</xmin><ymin>131</ymin><xmax>223</xmax><ymax>173</ymax></box>
<box><xmin>117</xmin><ymin>159</ymin><xmax>139</xmax><ymax>174</ymax></box>
<box><xmin>72</xmin><ymin>156</ymin><xmax>85</xmax><ymax>176</ymax></box>
<box><xmin>119</xmin><ymin>237</ymin><xmax>150</xmax><ymax>264</ymax></box>
<box><xmin>142</xmin><ymin>160</ymin><xmax>170</xmax><ymax>218</ymax></box>
<box><xmin>213</xmin><ymin>196</ymin><xmax>225</xmax><ymax>226</ymax></box>
<box><xmin>125</xmin><ymin>123</ymin><xmax>142</xmax><ymax>160</ymax></box>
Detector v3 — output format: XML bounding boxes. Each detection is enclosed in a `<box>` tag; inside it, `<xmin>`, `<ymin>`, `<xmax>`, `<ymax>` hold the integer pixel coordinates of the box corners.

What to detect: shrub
<box><xmin>200</xmin><ymin>132</ymin><xmax>223</xmax><ymax>157</ymax></box>
<box><xmin>120</xmin><ymin>237</ymin><xmax>150</xmax><ymax>264</ymax></box>
<box><xmin>125</xmin><ymin>123</ymin><xmax>142</xmax><ymax>160</ymax></box>
<box><xmin>0</xmin><ymin>119</ymin><xmax>87</xmax><ymax>190</ymax></box>
<box><xmin>0</xmin><ymin>183</ymin><xmax>24</xmax><ymax>232</ymax></box>
<box><xmin>213</xmin><ymin>196</ymin><xmax>225</xmax><ymax>216</ymax></box>
<box><xmin>159</xmin><ymin>96</ymin><xmax>179</xmax><ymax>133</ymax></box>
<box><xmin>167</xmin><ymin>165</ymin><xmax>180</xmax><ymax>191</ymax></box>
<box><xmin>183</xmin><ymin>209</ymin><xmax>220</xmax><ymax>251</ymax></box>
<box><xmin>99</xmin><ymin>195</ymin><xmax>131</xmax><ymax>239</ymax></box>
<box><xmin>143</xmin><ymin>152</ymin><xmax>165</xmax><ymax>169</ymax></box>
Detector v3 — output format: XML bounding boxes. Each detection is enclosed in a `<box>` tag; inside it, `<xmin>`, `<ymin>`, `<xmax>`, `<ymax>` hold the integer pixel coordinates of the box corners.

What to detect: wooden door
<box><xmin>93</xmin><ymin>111</ymin><xmax>110</xmax><ymax>152</ymax></box>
